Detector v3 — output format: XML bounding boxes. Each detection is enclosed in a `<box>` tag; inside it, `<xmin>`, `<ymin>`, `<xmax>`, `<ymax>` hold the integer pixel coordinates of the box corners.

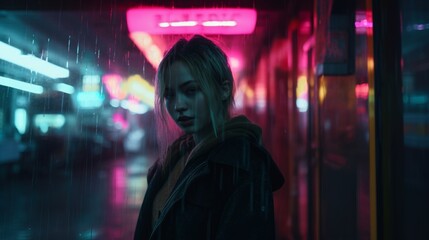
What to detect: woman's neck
<box><xmin>192</xmin><ymin>115</ymin><xmax>231</xmax><ymax>145</ymax></box>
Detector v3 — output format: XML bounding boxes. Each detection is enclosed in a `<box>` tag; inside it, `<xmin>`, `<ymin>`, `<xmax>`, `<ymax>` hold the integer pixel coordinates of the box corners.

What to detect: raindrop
<box><xmin>76</xmin><ymin>40</ymin><xmax>80</xmax><ymax>64</ymax></box>
<box><xmin>67</xmin><ymin>36</ymin><xmax>71</xmax><ymax>52</ymax></box>
<box><xmin>127</xmin><ymin>51</ymin><xmax>130</xmax><ymax>66</ymax></box>
<box><xmin>66</xmin><ymin>35</ymin><xmax>71</xmax><ymax>68</ymax></box>
<box><xmin>60</xmin><ymin>94</ymin><xmax>64</xmax><ymax>113</ymax></box>
<box><xmin>46</xmin><ymin>38</ymin><xmax>50</xmax><ymax>61</ymax></box>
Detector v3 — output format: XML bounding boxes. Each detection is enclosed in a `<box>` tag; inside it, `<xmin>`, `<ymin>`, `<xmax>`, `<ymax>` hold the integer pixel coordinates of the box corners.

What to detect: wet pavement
<box><xmin>0</xmin><ymin>153</ymin><xmax>154</xmax><ymax>240</ymax></box>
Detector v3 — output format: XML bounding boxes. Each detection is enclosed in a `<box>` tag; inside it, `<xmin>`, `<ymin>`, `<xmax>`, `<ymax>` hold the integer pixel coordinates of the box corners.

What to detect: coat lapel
<box><xmin>149</xmin><ymin>160</ymin><xmax>210</xmax><ymax>239</ymax></box>
<box><xmin>134</xmin><ymin>165</ymin><xmax>167</xmax><ymax>240</ymax></box>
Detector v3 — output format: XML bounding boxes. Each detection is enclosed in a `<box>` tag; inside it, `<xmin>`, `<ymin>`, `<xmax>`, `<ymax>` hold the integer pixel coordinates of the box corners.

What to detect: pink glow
<box><xmin>112</xmin><ymin>166</ymin><xmax>126</xmax><ymax>206</ymax></box>
<box><xmin>102</xmin><ymin>74</ymin><xmax>127</xmax><ymax>100</ymax></box>
<box><xmin>113</xmin><ymin>112</ymin><xmax>128</xmax><ymax>129</ymax></box>
<box><xmin>356</xmin><ymin>11</ymin><xmax>373</xmax><ymax>35</ymax></box>
<box><xmin>355</xmin><ymin>83</ymin><xmax>369</xmax><ymax>99</ymax></box>
<box><xmin>355</xmin><ymin>19</ymin><xmax>373</xmax><ymax>28</ymax></box>
<box><xmin>229</xmin><ymin>56</ymin><xmax>240</xmax><ymax>69</ymax></box>
<box><xmin>129</xmin><ymin>32</ymin><xmax>163</xmax><ymax>69</ymax></box>
<box><xmin>127</xmin><ymin>7</ymin><xmax>257</xmax><ymax>34</ymax></box>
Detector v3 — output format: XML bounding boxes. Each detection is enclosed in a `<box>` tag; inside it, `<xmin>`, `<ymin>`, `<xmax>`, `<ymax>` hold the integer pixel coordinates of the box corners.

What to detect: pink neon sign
<box><xmin>126</xmin><ymin>7</ymin><xmax>257</xmax><ymax>34</ymax></box>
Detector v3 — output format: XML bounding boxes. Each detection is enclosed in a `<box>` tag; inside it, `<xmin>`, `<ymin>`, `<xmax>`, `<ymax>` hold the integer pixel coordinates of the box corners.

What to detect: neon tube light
<box><xmin>127</xmin><ymin>8</ymin><xmax>257</xmax><ymax>34</ymax></box>
<box><xmin>0</xmin><ymin>76</ymin><xmax>44</xmax><ymax>94</ymax></box>
<box><xmin>0</xmin><ymin>41</ymin><xmax>69</xmax><ymax>79</ymax></box>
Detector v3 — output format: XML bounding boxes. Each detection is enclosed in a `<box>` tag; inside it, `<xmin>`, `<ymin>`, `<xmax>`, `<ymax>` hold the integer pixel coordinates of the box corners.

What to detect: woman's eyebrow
<box><xmin>179</xmin><ymin>80</ymin><xmax>197</xmax><ymax>88</ymax></box>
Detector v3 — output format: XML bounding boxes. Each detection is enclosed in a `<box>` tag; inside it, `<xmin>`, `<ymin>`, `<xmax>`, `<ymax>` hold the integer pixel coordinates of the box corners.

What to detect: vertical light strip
<box><xmin>365</xmin><ymin>0</ymin><xmax>378</xmax><ymax>239</ymax></box>
<box><xmin>0</xmin><ymin>76</ymin><xmax>44</xmax><ymax>94</ymax></box>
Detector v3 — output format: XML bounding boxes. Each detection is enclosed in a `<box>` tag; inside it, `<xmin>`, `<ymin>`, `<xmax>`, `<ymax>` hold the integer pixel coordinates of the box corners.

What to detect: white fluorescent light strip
<box><xmin>0</xmin><ymin>76</ymin><xmax>44</xmax><ymax>94</ymax></box>
<box><xmin>0</xmin><ymin>41</ymin><xmax>70</xmax><ymax>79</ymax></box>
<box><xmin>159</xmin><ymin>21</ymin><xmax>236</xmax><ymax>28</ymax></box>
<box><xmin>170</xmin><ymin>21</ymin><xmax>198</xmax><ymax>27</ymax></box>
<box><xmin>159</xmin><ymin>21</ymin><xmax>198</xmax><ymax>27</ymax></box>
<box><xmin>202</xmin><ymin>21</ymin><xmax>237</xmax><ymax>27</ymax></box>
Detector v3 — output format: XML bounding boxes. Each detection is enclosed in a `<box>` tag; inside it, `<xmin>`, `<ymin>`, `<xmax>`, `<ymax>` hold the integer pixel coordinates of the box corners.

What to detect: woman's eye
<box><xmin>164</xmin><ymin>91</ymin><xmax>174</xmax><ymax>100</ymax></box>
<box><xmin>185</xmin><ymin>87</ymin><xmax>198</xmax><ymax>95</ymax></box>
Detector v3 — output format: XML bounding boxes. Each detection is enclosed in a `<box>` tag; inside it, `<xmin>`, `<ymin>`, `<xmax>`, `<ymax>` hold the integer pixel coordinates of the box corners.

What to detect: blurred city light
<box><xmin>355</xmin><ymin>83</ymin><xmax>369</xmax><ymax>99</ymax></box>
<box><xmin>296</xmin><ymin>76</ymin><xmax>309</xmax><ymax>112</ymax></box>
<box><xmin>103</xmin><ymin>74</ymin><xmax>127</xmax><ymax>100</ymax></box>
<box><xmin>53</xmin><ymin>83</ymin><xmax>75</xmax><ymax>94</ymax></box>
<box><xmin>34</xmin><ymin>114</ymin><xmax>66</xmax><ymax>133</ymax></box>
<box><xmin>0</xmin><ymin>41</ymin><xmax>70</xmax><ymax>79</ymax></box>
<box><xmin>14</xmin><ymin>108</ymin><xmax>27</xmax><ymax>134</ymax></box>
<box><xmin>82</xmin><ymin>75</ymin><xmax>101</xmax><ymax>91</ymax></box>
<box><xmin>124</xmin><ymin>75</ymin><xmax>155</xmax><ymax>108</ymax></box>
<box><xmin>76</xmin><ymin>91</ymin><xmax>105</xmax><ymax>109</ymax></box>
<box><xmin>0</xmin><ymin>76</ymin><xmax>44</xmax><ymax>94</ymax></box>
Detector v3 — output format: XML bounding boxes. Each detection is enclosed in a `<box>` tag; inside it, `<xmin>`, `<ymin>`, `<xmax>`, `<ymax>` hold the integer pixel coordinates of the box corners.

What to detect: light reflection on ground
<box><xmin>0</xmin><ymin>152</ymin><xmax>154</xmax><ymax>240</ymax></box>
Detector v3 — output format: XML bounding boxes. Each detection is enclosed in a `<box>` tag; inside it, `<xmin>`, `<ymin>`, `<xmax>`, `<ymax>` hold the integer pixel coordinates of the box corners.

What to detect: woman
<box><xmin>134</xmin><ymin>35</ymin><xmax>284</xmax><ymax>240</ymax></box>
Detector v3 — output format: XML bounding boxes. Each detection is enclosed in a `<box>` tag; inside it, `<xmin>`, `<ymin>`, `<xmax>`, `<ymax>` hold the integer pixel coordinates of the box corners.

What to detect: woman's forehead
<box><xmin>164</xmin><ymin>61</ymin><xmax>195</xmax><ymax>86</ymax></box>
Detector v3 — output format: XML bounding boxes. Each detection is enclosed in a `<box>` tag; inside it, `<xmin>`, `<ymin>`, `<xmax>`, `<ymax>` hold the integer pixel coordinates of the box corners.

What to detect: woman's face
<box><xmin>164</xmin><ymin>61</ymin><xmax>212</xmax><ymax>142</ymax></box>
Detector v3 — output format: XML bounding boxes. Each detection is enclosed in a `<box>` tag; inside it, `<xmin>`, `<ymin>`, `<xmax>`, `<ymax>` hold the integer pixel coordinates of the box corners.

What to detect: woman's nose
<box><xmin>174</xmin><ymin>96</ymin><xmax>187</xmax><ymax>113</ymax></box>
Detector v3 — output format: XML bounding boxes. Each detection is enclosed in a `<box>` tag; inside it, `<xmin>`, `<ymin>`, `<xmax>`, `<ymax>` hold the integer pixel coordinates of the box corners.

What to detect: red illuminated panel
<box><xmin>127</xmin><ymin>7</ymin><xmax>257</xmax><ymax>35</ymax></box>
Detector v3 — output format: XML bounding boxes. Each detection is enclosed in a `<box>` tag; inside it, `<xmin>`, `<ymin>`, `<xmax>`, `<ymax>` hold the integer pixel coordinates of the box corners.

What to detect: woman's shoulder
<box><xmin>208</xmin><ymin>136</ymin><xmax>271</xmax><ymax>171</ymax></box>
<box><xmin>147</xmin><ymin>159</ymin><xmax>162</xmax><ymax>183</ymax></box>
<box><xmin>207</xmin><ymin>136</ymin><xmax>285</xmax><ymax>191</ymax></box>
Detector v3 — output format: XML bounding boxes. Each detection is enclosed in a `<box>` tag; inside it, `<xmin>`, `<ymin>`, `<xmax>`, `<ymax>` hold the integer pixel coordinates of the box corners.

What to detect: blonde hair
<box><xmin>154</xmin><ymin>35</ymin><xmax>235</xmax><ymax>159</ymax></box>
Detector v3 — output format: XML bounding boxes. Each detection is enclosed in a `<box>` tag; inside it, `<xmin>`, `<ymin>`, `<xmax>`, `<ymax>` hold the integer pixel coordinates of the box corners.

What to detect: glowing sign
<box><xmin>127</xmin><ymin>8</ymin><xmax>257</xmax><ymax>34</ymax></box>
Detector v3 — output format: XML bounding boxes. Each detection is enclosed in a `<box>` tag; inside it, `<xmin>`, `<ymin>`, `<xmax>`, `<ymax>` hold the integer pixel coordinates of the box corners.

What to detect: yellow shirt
<box><xmin>152</xmin><ymin>154</ymin><xmax>188</xmax><ymax>226</ymax></box>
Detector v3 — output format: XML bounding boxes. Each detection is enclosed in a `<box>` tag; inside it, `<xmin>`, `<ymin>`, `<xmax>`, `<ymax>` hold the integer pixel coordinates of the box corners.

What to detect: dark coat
<box><xmin>134</xmin><ymin>136</ymin><xmax>284</xmax><ymax>240</ymax></box>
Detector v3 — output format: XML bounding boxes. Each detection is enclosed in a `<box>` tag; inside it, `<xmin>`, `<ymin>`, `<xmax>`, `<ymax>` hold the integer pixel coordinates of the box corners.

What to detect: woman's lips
<box><xmin>177</xmin><ymin>116</ymin><xmax>194</xmax><ymax>126</ymax></box>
